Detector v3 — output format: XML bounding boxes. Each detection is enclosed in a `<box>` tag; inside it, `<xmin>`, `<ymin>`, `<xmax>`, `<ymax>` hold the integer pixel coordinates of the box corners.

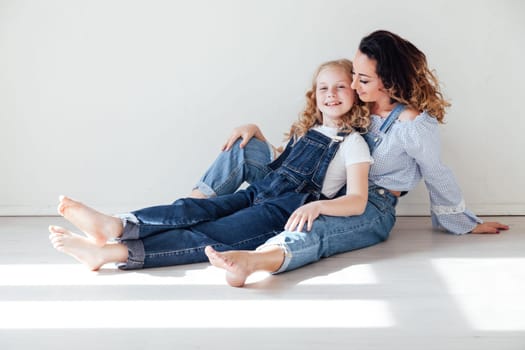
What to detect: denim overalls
<box><xmin>260</xmin><ymin>106</ymin><xmax>404</xmax><ymax>273</ymax></box>
<box><xmin>118</xmin><ymin>128</ymin><xmax>349</xmax><ymax>269</ymax></box>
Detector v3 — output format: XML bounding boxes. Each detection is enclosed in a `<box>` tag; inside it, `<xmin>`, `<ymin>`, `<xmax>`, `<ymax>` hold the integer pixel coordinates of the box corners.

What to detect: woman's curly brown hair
<box><xmin>286</xmin><ymin>59</ymin><xmax>370</xmax><ymax>140</ymax></box>
<box><xmin>359</xmin><ymin>30</ymin><xmax>450</xmax><ymax>122</ymax></box>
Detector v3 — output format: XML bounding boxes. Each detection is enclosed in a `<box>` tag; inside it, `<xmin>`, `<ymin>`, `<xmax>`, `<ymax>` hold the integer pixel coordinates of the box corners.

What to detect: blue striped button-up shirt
<box><xmin>368</xmin><ymin>112</ymin><xmax>482</xmax><ymax>234</ymax></box>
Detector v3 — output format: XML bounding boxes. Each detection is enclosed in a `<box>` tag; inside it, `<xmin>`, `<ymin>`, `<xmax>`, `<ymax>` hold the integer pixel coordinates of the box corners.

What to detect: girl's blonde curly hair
<box><xmin>286</xmin><ymin>59</ymin><xmax>370</xmax><ymax>140</ymax></box>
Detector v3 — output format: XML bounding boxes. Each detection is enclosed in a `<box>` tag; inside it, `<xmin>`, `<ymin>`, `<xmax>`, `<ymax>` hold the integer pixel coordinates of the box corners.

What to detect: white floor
<box><xmin>0</xmin><ymin>216</ymin><xmax>524</xmax><ymax>350</ymax></box>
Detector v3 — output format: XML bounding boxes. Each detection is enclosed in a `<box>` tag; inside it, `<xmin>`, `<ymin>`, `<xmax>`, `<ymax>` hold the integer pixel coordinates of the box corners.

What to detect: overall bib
<box><xmin>264</xmin><ymin>106</ymin><xmax>405</xmax><ymax>273</ymax></box>
<box><xmin>119</xmin><ymin>128</ymin><xmax>350</xmax><ymax>269</ymax></box>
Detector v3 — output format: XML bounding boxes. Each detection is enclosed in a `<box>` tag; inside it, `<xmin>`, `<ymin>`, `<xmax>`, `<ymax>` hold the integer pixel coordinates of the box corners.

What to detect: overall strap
<box><xmin>268</xmin><ymin>127</ymin><xmax>349</xmax><ymax>171</ymax></box>
<box><xmin>378</xmin><ymin>104</ymin><xmax>409</xmax><ymax>198</ymax></box>
<box><xmin>307</xmin><ymin>128</ymin><xmax>351</xmax><ymax>197</ymax></box>
<box><xmin>267</xmin><ymin>137</ymin><xmax>295</xmax><ymax>171</ymax></box>
<box><xmin>379</xmin><ymin>104</ymin><xmax>405</xmax><ymax>134</ymax></box>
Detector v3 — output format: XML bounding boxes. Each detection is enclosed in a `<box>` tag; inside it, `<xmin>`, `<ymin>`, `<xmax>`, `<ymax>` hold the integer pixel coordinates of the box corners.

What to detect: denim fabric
<box><xmin>193</xmin><ymin>138</ymin><xmax>273</xmax><ymax>197</ymax></box>
<box><xmin>261</xmin><ymin>185</ymin><xmax>397</xmax><ymax>273</ymax></box>
<box><xmin>120</xmin><ymin>192</ymin><xmax>286</xmax><ymax>269</ymax></box>
<box><xmin>197</xmin><ymin>131</ymin><xmax>400</xmax><ymax>273</ymax></box>
<box><xmin>119</xmin><ymin>130</ymin><xmax>347</xmax><ymax>269</ymax></box>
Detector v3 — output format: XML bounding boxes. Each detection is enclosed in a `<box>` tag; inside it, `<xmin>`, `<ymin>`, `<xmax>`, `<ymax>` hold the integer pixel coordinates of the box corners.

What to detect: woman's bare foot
<box><xmin>57</xmin><ymin>195</ymin><xmax>123</xmax><ymax>246</ymax></box>
<box><xmin>189</xmin><ymin>189</ymin><xmax>208</xmax><ymax>199</ymax></box>
<box><xmin>48</xmin><ymin>225</ymin><xmax>107</xmax><ymax>271</ymax></box>
<box><xmin>205</xmin><ymin>246</ymin><xmax>254</xmax><ymax>287</ymax></box>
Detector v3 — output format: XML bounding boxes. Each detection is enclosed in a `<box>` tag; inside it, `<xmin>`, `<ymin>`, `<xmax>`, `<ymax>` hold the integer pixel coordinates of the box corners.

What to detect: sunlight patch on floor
<box><xmin>0</xmin><ymin>263</ymin><xmax>376</xmax><ymax>286</ymax></box>
<box><xmin>298</xmin><ymin>264</ymin><xmax>377</xmax><ymax>285</ymax></box>
<box><xmin>432</xmin><ymin>258</ymin><xmax>525</xmax><ymax>331</ymax></box>
<box><xmin>0</xmin><ymin>299</ymin><xmax>395</xmax><ymax>329</ymax></box>
<box><xmin>0</xmin><ymin>264</ymin><xmax>228</xmax><ymax>286</ymax></box>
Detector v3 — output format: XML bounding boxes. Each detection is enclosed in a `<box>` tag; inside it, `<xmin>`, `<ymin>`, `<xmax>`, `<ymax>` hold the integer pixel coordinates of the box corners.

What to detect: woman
<box><xmin>194</xmin><ymin>30</ymin><xmax>508</xmax><ymax>287</ymax></box>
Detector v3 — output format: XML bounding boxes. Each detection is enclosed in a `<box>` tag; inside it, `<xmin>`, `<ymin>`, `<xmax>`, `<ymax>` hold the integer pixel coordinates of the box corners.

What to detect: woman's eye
<box><xmin>360</xmin><ymin>80</ymin><xmax>369</xmax><ymax>85</ymax></box>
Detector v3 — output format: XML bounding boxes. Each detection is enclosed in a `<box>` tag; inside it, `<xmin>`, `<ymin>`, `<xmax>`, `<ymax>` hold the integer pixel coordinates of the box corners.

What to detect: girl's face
<box><xmin>351</xmin><ymin>50</ymin><xmax>388</xmax><ymax>103</ymax></box>
<box><xmin>315</xmin><ymin>67</ymin><xmax>355</xmax><ymax>127</ymax></box>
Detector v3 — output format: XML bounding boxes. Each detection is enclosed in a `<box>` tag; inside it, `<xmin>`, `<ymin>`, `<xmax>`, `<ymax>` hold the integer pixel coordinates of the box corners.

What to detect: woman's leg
<box><xmin>262</xmin><ymin>189</ymin><xmax>397</xmax><ymax>273</ymax></box>
<box><xmin>191</xmin><ymin>138</ymin><xmax>273</xmax><ymax>198</ymax></box>
<box><xmin>205</xmin><ymin>245</ymin><xmax>284</xmax><ymax>287</ymax></box>
<box><xmin>206</xmin><ymin>189</ymin><xmax>397</xmax><ymax>285</ymax></box>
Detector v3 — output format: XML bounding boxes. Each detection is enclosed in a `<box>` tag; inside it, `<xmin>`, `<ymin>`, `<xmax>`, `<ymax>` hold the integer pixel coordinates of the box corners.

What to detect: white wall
<box><xmin>1</xmin><ymin>0</ymin><xmax>524</xmax><ymax>216</ymax></box>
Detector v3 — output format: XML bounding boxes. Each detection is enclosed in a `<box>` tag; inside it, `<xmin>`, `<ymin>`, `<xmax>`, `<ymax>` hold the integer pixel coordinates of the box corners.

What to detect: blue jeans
<box><xmin>118</xmin><ymin>192</ymin><xmax>285</xmax><ymax>269</ymax></box>
<box><xmin>262</xmin><ymin>185</ymin><xmax>396</xmax><ymax>272</ymax></box>
<box><xmin>119</xmin><ymin>131</ymin><xmax>347</xmax><ymax>270</ymax></box>
<box><xmin>193</xmin><ymin>138</ymin><xmax>274</xmax><ymax>197</ymax></box>
<box><xmin>196</xmin><ymin>138</ymin><xmax>398</xmax><ymax>273</ymax></box>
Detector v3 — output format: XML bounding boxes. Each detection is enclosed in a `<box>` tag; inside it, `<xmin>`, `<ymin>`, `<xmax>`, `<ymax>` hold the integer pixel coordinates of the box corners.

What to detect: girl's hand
<box><xmin>285</xmin><ymin>202</ymin><xmax>323</xmax><ymax>232</ymax></box>
<box><xmin>221</xmin><ymin>124</ymin><xmax>265</xmax><ymax>151</ymax></box>
<box><xmin>471</xmin><ymin>221</ymin><xmax>509</xmax><ymax>234</ymax></box>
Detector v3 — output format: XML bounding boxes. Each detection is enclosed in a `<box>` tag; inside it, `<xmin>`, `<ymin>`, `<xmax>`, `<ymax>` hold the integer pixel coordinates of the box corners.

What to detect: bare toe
<box><xmin>205</xmin><ymin>246</ymin><xmax>249</xmax><ymax>288</ymax></box>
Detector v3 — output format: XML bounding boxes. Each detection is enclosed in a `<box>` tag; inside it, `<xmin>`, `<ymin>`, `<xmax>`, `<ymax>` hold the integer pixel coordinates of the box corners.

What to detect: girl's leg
<box><xmin>191</xmin><ymin>138</ymin><xmax>272</xmax><ymax>198</ymax></box>
<box><xmin>49</xmin><ymin>225</ymin><xmax>127</xmax><ymax>271</ymax></box>
<box><xmin>119</xmin><ymin>202</ymin><xmax>290</xmax><ymax>270</ymax></box>
<box><xmin>58</xmin><ymin>190</ymin><xmax>254</xmax><ymax>245</ymax></box>
<box><xmin>58</xmin><ymin>196</ymin><xmax>124</xmax><ymax>246</ymax></box>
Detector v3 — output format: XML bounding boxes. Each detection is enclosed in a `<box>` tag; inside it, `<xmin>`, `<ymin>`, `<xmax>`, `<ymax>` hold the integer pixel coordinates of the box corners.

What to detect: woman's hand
<box><xmin>285</xmin><ymin>202</ymin><xmax>323</xmax><ymax>232</ymax></box>
<box><xmin>471</xmin><ymin>221</ymin><xmax>509</xmax><ymax>234</ymax></box>
<box><xmin>221</xmin><ymin>124</ymin><xmax>266</xmax><ymax>151</ymax></box>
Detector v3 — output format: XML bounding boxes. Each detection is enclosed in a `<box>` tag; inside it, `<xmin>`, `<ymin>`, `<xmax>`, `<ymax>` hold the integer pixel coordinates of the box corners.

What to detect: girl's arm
<box><xmin>221</xmin><ymin>123</ymin><xmax>285</xmax><ymax>159</ymax></box>
<box><xmin>285</xmin><ymin>162</ymin><xmax>370</xmax><ymax>232</ymax></box>
<box><xmin>221</xmin><ymin>124</ymin><xmax>268</xmax><ymax>151</ymax></box>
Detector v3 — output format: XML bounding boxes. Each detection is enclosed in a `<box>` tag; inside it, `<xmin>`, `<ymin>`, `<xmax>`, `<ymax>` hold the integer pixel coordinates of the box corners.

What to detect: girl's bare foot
<box><xmin>48</xmin><ymin>225</ymin><xmax>106</xmax><ymax>271</ymax></box>
<box><xmin>57</xmin><ymin>195</ymin><xmax>123</xmax><ymax>246</ymax></box>
<box><xmin>205</xmin><ymin>246</ymin><xmax>254</xmax><ymax>287</ymax></box>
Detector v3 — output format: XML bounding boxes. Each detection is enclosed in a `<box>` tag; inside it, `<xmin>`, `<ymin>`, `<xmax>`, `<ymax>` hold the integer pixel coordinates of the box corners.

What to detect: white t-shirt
<box><xmin>311</xmin><ymin>125</ymin><xmax>373</xmax><ymax>198</ymax></box>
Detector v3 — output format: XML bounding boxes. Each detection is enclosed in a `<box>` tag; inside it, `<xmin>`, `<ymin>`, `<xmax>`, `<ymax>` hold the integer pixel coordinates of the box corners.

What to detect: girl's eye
<box><xmin>318</xmin><ymin>87</ymin><xmax>328</xmax><ymax>91</ymax></box>
<box><xmin>360</xmin><ymin>80</ymin><xmax>369</xmax><ymax>85</ymax></box>
<box><xmin>338</xmin><ymin>85</ymin><xmax>347</xmax><ymax>89</ymax></box>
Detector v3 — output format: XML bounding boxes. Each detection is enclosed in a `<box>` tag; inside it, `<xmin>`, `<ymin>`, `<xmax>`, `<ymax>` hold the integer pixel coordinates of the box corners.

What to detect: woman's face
<box><xmin>351</xmin><ymin>50</ymin><xmax>388</xmax><ymax>103</ymax></box>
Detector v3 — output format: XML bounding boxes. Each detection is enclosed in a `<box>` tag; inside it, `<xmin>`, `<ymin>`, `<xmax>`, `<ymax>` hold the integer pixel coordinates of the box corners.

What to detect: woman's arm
<box><xmin>285</xmin><ymin>162</ymin><xmax>370</xmax><ymax>232</ymax></box>
<box><xmin>403</xmin><ymin>115</ymin><xmax>508</xmax><ymax>234</ymax></box>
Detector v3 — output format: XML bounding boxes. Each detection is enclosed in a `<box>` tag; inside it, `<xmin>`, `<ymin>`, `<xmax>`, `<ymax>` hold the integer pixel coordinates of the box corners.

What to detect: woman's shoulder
<box><xmin>397</xmin><ymin>109</ymin><xmax>439</xmax><ymax>128</ymax></box>
<box><xmin>398</xmin><ymin>107</ymin><xmax>420</xmax><ymax>121</ymax></box>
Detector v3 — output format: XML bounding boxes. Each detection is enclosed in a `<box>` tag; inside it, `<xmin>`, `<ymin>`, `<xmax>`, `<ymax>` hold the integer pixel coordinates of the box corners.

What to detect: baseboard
<box><xmin>0</xmin><ymin>204</ymin><xmax>524</xmax><ymax>217</ymax></box>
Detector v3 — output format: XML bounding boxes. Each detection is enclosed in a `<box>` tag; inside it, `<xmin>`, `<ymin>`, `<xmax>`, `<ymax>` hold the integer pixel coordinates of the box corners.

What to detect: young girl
<box><xmin>194</xmin><ymin>30</ymin><xmax>509</xmax><ymax>287</ymax></box>
<box><xmin>49</xmin><ymin>59</ymin><xmax>374</xmax><ymax>275</ymax></box>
